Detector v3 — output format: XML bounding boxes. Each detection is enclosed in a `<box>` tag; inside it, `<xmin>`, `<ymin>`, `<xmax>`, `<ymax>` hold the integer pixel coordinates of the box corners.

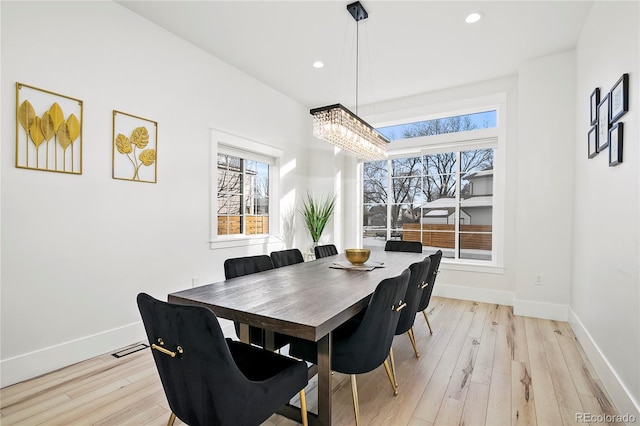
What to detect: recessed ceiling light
<box><xmin>313</xmin><ymin>61</ymin><xmax>324</xmax><ymax>69</ymax></box>
<box><xmin>465</xmin><ymin>12</ymin><xmax>484</xmax><ymax>24</ymax></box>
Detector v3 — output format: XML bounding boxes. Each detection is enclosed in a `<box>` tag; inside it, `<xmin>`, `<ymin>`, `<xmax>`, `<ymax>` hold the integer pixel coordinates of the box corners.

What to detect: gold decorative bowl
<box><xmin>345</xmin><ymin>248</ymin><xmax>371</xmax><ymax>265</ymax></box>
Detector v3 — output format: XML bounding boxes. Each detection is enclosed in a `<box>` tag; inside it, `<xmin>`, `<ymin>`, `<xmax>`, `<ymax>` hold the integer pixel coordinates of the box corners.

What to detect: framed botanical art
<box><xmin>112</xmin><ymin>110</ymin><xmax>158</xmax><ymax>183</ymax></box>
<box><xmin>590</xmin><ymin>87</ymin><xmax>600</xmax><ymax>125</ymax></box>
<box><xmin>609</xmin><ymin>122</ymin><xmax>623</xmax><ymax>167</ymax></box>
<box><xmin>597</xmin><ymin>93</ymin><xmax>610</xmax><ymax>151</ymax></box>
<box><xmin>609</xmin><ymin>73</ymin><xmax>629</xmax><ymax>123</ymax></box>
<box><xmin>588</xmin><ymin>125</ymin><xmax>598</xmax><ymax>158</ymax></box>
<box><xmin>15</xmin><ymin>82</ymin><xmax>83</xmax><ymax>174</ymax></box>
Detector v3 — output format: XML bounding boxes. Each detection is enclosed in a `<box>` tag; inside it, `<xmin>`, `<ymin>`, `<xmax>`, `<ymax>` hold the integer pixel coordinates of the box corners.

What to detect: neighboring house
<box><xmin>420</xmin><ymin>168</ymin><xmax>493</xmax><ymax>225</ymax></box>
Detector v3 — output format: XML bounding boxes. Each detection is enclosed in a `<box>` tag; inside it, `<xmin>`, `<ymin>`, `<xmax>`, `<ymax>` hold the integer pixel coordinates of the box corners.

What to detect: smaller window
<box><xmin>211</xmin><ymin>129</ymin><xmax>282</xmax><ymax>246</ymax></box>
<box><xmin>217</xmin><ymin>154</ymin><xmax>270</xmax><ymax>236</ymax></box>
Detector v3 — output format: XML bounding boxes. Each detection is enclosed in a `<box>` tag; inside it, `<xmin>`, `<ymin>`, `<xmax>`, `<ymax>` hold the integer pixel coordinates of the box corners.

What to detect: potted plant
<box><xmin>300</xmin><ymin>192</ymin><xmax>336</xmax><ymax>249</ymax></box>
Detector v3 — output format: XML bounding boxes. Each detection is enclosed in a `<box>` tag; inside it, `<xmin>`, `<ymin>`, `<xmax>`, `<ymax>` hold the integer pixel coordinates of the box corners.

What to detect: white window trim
<box><xmin>358</xmin><ymin>98</ymin><xmax>506</xmax><ymax>269</ymax></box>
<box><xmin>209</xmin><ymin>129</ymin><xmax>284</xmax><ymax>250</ymax></box>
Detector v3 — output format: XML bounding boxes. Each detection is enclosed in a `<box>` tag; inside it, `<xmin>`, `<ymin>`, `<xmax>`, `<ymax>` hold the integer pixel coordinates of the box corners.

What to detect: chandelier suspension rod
<box><xmin>355</xmin><ymin>17</ymin><xmax>359</xmax><ymax>116</ymax></box>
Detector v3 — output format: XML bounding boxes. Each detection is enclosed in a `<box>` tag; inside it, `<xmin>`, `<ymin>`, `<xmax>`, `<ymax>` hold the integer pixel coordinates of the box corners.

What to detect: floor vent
<box><xmin>111</xmin><ymin>342</ymin><xmax>149</xmax><ymax>358</ymax></box>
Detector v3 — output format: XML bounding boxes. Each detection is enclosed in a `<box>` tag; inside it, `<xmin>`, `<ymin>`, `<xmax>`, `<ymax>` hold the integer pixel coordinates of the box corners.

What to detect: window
<box><xmin>362</xmin><ymin>109</ymin><xmax>499</xmax><ymax>263</ymax></box>
<box><xmin>377</xmin><ymin>110</ymin><xmax>497</xmax><ymax>141</ymax></box>
<box><xmin>217</xmin><ymin>154</ymin><xmax>270</xmax><ymax>236</ymax></box>
<box><xmin>210</xmin><ymin>129</ymin><xmax>283</xmax><ymax>247</ymax></box>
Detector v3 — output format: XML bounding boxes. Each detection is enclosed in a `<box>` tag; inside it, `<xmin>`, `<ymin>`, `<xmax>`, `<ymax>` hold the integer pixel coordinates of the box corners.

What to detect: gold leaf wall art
<box><xmin>15</xmin><ymin>83</ymin><xmax>83</xmax><ymax>174</ymax></box>
<box><xmin>112</xmin><ymin>110</ymin><xmax>158</xmax><ymax>183</ymax></box>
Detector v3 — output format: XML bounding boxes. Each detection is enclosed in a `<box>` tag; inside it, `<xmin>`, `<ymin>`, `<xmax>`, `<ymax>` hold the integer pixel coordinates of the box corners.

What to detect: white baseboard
<box><xmin>0</xmin><ymin>322</ymin><xmax>147</xmax><ymax>388</ymax></box>
<box><xmin>514</xmin><ymin>298</ymin><xmax>569</xmax><ymax>321</ymax></box>
<box><xmin>432</xmin><ymin>283</ymin><xmax>514</xmax><ymax>306</ymax></box>
<box><xmin>568</xmin><ymin>308</ymin><xmax>640</xmax><ymax>421</ymax></box>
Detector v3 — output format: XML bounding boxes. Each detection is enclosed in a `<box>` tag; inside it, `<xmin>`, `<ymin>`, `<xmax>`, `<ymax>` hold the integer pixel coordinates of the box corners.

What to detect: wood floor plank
<box><xmin>492</xmin><ymin>325</ymin><xmax>512</xmax><ymax>374</ymax></box>
<box><xmin>444</xmin><ymin>335</ymin><xmax>480</xmax><ymax>402</ymax></box>
<box><xmin>412</xmin><ymin>344</ymin><xmax>461</xmax><ymax>423</ymax></box>
<box><xmin>459</xmin><ymin>381</ymin><xmax>489</xmax><ymax>426</ymax></box>
<box><xmin>0</xmin><ymin>297</ymin><xmax>622</xmax><ymax>426</ymax></box>
<box><xmin>538</xmin><ymin>320</ymin><xmax>584</xmax><ymax>413</ymax></box>
<box><xmin>512</xmin><ymin>360</ymin><xmax>536</xmax><ymax>426</ymax></box>
<box><xmin>433</xmin><ymin>396</ymin><xmax>464</xmax><ymax>426</ymax></box>
<box><xmin>527</xmin><ymin>347</ymin><xmax>563</xmax><ymax>426</ymax></box>
<box><xmin>467</xmin><ymin>302</ymin><xmax>489</xmax><ymax>339</ymax></box>
<box><xmin>427</xmin><ymin>299</ymin><xmax>466</xmax><ymax>356</ymax></box>
<box><xmin>485</xmin><ymin>370</ymin><xmax>511</xmax><ymax>426</ymax></box>
<box><xmin>471</xmin><ymin>303</ymin><xmax>498</xmax><ymax>385</ymax></box>
<box><xmin>0</xmin><ymin>356</ymin><xmax>108</xmax><ymax>409</ymax></box>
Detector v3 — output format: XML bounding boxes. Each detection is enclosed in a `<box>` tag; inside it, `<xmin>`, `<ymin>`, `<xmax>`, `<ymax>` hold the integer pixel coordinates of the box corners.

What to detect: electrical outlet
<box><xmin>192</xmin><ymin>277</ymin><xmax>200</xmax><ymax>288</ymax></box>
<box><xmin>535</xmin><ymin>275</ymin><xmax>543</xmax><ymax>285</ymax></box>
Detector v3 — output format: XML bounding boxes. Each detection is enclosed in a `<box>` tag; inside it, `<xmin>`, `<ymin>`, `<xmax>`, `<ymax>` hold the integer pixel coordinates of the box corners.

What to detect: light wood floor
<box><xmin>0</xmin><ymin>297</ymin><xmax>622</xmax><ymax>425</ymax></box>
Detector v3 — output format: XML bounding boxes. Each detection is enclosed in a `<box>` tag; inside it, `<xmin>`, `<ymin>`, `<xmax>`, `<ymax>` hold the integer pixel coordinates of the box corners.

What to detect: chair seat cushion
<box><xmin>227</xmin><ymin>339</ymin><xmax>308</xmax><ymax>386</ymax></box>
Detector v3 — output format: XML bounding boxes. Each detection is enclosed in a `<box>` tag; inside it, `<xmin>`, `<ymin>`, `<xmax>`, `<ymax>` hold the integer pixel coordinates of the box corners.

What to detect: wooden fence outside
<box><xmin>218</xmin><ymin>215</ymin><xmax>269</xmax><ymax>235</ymax></box>
<box><xmin>402</xmin><ymin>223</ymin><xmax>492</xmax><ymax>250</ymax></box>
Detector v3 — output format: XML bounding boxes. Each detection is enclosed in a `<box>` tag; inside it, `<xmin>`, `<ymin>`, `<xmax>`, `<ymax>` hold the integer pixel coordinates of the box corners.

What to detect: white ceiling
<box><xmin>117</xmin><ymin>1</ymin><xmax>593</xmax><ymax>110</ymax></box>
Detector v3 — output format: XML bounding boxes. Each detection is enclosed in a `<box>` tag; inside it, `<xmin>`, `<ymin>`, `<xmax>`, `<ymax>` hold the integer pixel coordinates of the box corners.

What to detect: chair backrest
<box><xmin>314</xmin><ymin>244</ymin><xmax>338</xmax><ymax>259</ymax></box>
<box><xmin>137</xmin><ymin>293</ymin><xmax>254</xmax><ymax>425</ymax></box>
<box><xmin>384</xmin><ymin>240</ymin><xmax>423</xmax><ymax>253</ymax></box>
<box><xmin>331</xmin><ymin>269</ymin><xmax>410</xmax><ymax>375</ymax></box>
<box><xmin>417</xmin><ymin>250</ymin><xmax>443</xmax><ymax>312</ymax></box>
<box><xmin>270</xmin><ymin>248</ymin><xmax>304</xmax><ymax>268</ymax></box>
<box><xmin>224</xmin><ymin>255</ymin><xmax>274</xmax><ymax>279</ymax></box>
<box><xmin>395</xmin><ymin>256</ymin><xmax>431</xmax><ymax>335</ymax></box>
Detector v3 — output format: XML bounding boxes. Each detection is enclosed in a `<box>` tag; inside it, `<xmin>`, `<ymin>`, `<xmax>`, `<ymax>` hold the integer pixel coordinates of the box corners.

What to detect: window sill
<box><xmin>209</xmin><ymin>235</ymin><xmax>281</xmax><ymax>250</ymax></box>
<box><xmin>440</xmin><ymin>260</ymin><xmax>504</xmax><ymax>275</ymax></box>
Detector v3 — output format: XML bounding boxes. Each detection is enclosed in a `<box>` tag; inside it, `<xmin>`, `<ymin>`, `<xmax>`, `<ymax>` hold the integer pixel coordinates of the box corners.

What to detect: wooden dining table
<box><xmin>168</xmin><ymin>249</ymin><xmax>426</xmax><ymax>425</ymax></box>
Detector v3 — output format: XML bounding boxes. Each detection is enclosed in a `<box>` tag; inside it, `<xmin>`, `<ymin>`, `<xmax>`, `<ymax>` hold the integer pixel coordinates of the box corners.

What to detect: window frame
<box><xmin>209</xmin><ymin>129</ymin><xmax>283</xmax><ymax>250</ymax></box>
<box><xmin>359</xmin><ymin>104</ymin><xmax>505</xmax><ymax>271</ymax></box>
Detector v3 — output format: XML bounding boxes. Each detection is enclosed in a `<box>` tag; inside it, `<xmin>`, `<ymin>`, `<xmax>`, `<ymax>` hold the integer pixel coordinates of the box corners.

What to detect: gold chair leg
<box><xmin>408</xmin><ymin>328</ymin><xmax>420</xmax><ymax>358</ymax></box>
<box><xmin>350</xmin><ymin>374</ymin><xmax>361</xmax><ymax>426</ymax></box>
<box><xmin>383</xmin><ymin>359</ymin><xmax>398</xmax><ymax>396</ymax></box>
<box><xmin>299</xmin><ymin>390</ymin><xmax>308</xmax><ymax>426</ymax></box>
<box><xmin>389</xmin><ymin>348</ymin><xmax>398</xmax><ymax>387</ymax></box>
<box><xmin>423</xmin><ymin>310</ymin><xmax>433</xmax><ymax>334</ymax></box>
<box><xmin>167</xmin><ymin>412</ymin><xmax>176</xmax><ymax>426</ymax></box>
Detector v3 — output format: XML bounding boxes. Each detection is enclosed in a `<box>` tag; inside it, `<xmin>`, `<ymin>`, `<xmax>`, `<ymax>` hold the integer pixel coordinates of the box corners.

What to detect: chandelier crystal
<box><xmin>310</xmin><ymin>2</ymin><xmax>389</xmax><ymax>161</ymax></box>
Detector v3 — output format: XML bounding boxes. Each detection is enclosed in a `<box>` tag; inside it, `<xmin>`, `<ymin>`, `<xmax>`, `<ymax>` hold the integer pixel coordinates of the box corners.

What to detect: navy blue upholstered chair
<box><xmin>270</xmin><ymin>248</ymin><xmax>304</xmax><ymax>268</ymax></box>
<box><xmin>289</xmin><ymin>269</ymin><xmax>410</xmax><ymax>425</ymax></box>
<box><xmin>314</xmin><ymin>244</ymin><xmax>338</xmax><ymax>259</ymax></box>
<box><xmin>137</xmin><ymin>293</ymin><xmax>308</xmax><ymax>426</ymax></box>
<box><xmin>384</xmin><ymin>240</ymin><xmax>423</xmax><ymax>253</ymax></box>
<box><xmin>416</xmin><ymin>250</ymin><xmax>443</xmax><ymax>334</ymax></box>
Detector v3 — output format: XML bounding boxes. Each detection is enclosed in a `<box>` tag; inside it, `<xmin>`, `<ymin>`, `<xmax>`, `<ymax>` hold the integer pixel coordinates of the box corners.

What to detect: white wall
<box><xmin>514</xmin><ymin>51</ymin><xmax>576</xmax><ymax>320</ymax></box>
<box><xmin>572</xmin><ymin>1</ymin><xmax>640</xmax><ymax>417</ymax></box>
<box><xmin>0</xmin><ymin>1</ymin><xmax>314</xmax><ymax>387</ymax></box>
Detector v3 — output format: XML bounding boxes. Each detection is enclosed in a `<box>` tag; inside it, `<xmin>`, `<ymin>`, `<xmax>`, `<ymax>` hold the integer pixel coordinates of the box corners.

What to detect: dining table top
<box><xmin>168</xmin><ymin>249</ymin><xmax>427</xmax><ymax>341</ymax></box>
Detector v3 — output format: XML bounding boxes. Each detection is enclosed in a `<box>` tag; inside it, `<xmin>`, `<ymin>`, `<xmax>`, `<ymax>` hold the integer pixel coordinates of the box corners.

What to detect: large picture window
<box><xmin>363</xmin><ymin>110</ymin><xmax>498</xmax><ymax>262</ymax></box>
<box><xmin>364</xmin><ymin>149</ymin><xmax>494</xmax><ymax>260</ymax></box>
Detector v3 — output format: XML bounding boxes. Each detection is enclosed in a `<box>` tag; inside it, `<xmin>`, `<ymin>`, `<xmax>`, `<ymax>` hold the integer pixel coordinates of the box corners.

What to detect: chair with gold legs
<box><xmin>388</xmin><ymin>256</ymin><xmax>431</xmax><ymax>387</ymax></box>
<box><xmin>416</xmin><ymin>250</ymin><xmax>443</xmax><ymax>334</ymax></box>
<box><xmin>289</xmin><ymin>269</ymin><xmax>410</xmax><ymax>425</ymax></box>
<box><xmin>137</xmin><ymin>293</ymin><xmax>309</xmax><ymax>426</ymax></box>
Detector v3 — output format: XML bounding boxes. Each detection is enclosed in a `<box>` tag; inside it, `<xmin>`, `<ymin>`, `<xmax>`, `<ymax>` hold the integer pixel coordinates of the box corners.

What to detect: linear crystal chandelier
<box><xmin>310</xmin><ymin>2</ymin><xmax>389</xmax><ymax>161</ymax></box>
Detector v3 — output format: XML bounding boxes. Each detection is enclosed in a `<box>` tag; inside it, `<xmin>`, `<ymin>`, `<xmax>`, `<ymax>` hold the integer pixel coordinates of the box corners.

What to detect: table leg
<box><xmin>264</xmin><ymin>330</ymin><xmax>275</xmax><ymax>352</ymax></box>
<box><xmin>239</xmin><ymin>323</ymin><xmax>249</xmax><ymax>344</ymax></box>
<box><xmin>317</xmin><ymin>333</ymin><xmax>332</xmax><ymax>425</ymax></box>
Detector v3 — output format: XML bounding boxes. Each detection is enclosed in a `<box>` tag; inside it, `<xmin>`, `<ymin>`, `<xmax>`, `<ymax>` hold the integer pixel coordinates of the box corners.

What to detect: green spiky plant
<box><xmin>300</xmin><ymin>192</ymin><xmax>336</xmax><ymax>243</ymax></box>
